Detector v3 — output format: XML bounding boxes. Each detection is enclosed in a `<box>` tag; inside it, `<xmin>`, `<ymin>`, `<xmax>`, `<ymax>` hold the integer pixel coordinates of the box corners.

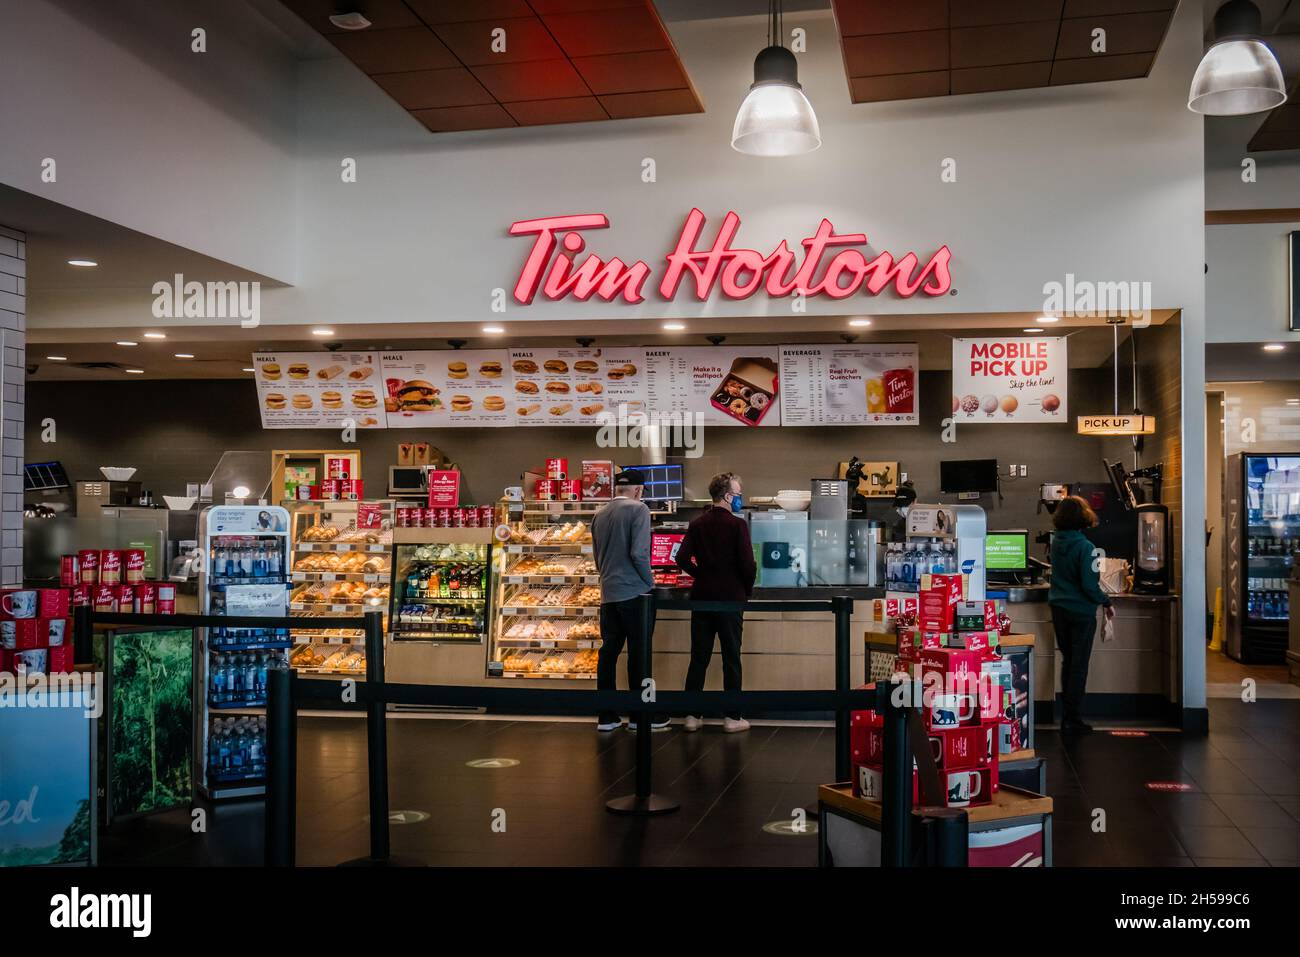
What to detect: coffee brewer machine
<box><xmin>1133</xmin><ymin>502</ymin><xmax>1171</xmax><ymax>594</ymax></box>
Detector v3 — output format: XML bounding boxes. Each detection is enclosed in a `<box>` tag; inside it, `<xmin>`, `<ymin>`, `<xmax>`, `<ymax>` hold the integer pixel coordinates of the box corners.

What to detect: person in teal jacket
<box><xmin>1048</xmin><ymin>496</ymin><xmax>1113</xmax><ymax>734</ymax></box>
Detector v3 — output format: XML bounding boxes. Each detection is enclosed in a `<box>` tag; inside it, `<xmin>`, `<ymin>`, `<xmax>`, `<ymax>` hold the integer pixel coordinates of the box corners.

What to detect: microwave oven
<box><xmin>388</xmin><ymin>465</ymin><xmax>427</xmax><ymax>498</ymax></box>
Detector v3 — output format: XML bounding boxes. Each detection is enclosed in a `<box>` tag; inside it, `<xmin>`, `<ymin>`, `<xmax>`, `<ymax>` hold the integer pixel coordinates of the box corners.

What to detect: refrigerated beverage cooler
<box><xmin>1224</xmin><ymin>453</ymin><xmax>1300</xmax><ymax>663</ymax></box>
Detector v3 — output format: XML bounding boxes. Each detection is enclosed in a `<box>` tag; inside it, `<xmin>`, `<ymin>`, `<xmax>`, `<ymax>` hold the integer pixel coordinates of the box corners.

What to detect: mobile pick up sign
<box><xmin>951</xmin><ymin>337</ymin><xmax>1067</xmax><ymax>423</ymax></box>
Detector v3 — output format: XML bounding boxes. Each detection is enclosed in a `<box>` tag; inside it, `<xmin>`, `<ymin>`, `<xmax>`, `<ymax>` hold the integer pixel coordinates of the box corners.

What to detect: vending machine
<box><xmin>194</xmin><ymin>505</ymin><xmax>292</xmax><ymax>799</ymax></box>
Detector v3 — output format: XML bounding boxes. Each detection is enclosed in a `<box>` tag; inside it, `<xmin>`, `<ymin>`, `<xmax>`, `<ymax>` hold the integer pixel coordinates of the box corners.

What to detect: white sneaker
<box><xmin>723</xmin><ymin>717</ymin><xmax>751</xmax><ymax>734</ymax></box>
<box><xmin>596</xmin><ymin>719</ymin><xmax>622</xmax><ymax>732</ymax></box>
<box><xmin>683</xmin><ymin>715</ymin><xmax>703</xmax><ymax>732</ymax></box>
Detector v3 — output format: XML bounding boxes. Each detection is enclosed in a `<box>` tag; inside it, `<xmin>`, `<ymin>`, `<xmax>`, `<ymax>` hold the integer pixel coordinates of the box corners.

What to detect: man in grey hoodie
<box><xmin>591</xmin><ymin>471</ymin><xmax>667</xmax><ymax>732</ymax></box>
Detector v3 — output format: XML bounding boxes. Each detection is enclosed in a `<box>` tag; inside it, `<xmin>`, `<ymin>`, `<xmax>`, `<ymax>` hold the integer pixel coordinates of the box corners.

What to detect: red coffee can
<box><xmin>93</xmin><ymin>584</ymin><xmax>117</xmax><ymax>613</ymax></box>
<box><xmin>451</xmin><ymin>508</ymin><xmax>466</xmax><ymax>528</ymax></box>
<box><xmin>136</xmin><ymin>581</ymin><xmax>158</xmax><ymax>615</ymax></box>
<box><xmin>546</xmin><ymin>458</ymin><xmax>568</xmax><ymax>481</ymax></box>
<box><xmin>435</xmin><ymin>508</ymin><xmax>451</xmax><ymax>528</ymax></box>
<box><xmin>479</xmin><ymin>505</ymin><xmax>495</xmax><ymax>527</ymax></box>
<box><xmin>534</xmin><ymin>479</ymin><xmax>558</xmax><ymax>501</ymax></box>
<box><xmin>124</xmin><ymin>549</ymin><xmax>147</xmax><ymax>583</ymax></box>
<box><xmin>60</xmin><ymin>554</ymin><xmax>79</xmax><ymax>588</ymax></box>
<box><xmin>156</xmin><ymin>583</ymin><xmax>176</xmax><ymax>615</ymax></box>
<box><xmin>100</xmin><ymin>550</ymin><xmax>123</xmax><ymax>585</ymax></box>
<box><xmin>78</xmin><ymin>550</ymin><xmax>100</xmax><ymax>584</ymax></box>
<box><xmin>561</xmin><ymin>479</ymin><xmax>583</xmax><ymax>502</ymax></box>
<box><xmin>327</xmin><ymin>457</ymin><xmax>350</xmax><ymax>480</ymax></box>
<box><xmin>72</xmin><ymin>584</ymin><xmax>91</xmax><ymax>608</ymax></box>
<box><xmin>116</xmin><ymin>583</ymin><xmax>136</xmax><ymax>613</ymax></box>
<box><xmin>346</xmin><ymin>479</ymin><xmax>364</xmax><ymax>500</ymax></box>
<box><xmin>320</xmin><ymin>479</ymin><xmax>340</xmax><ymax>501</ymax></box>
<box><xmin>464</xmin><ymin>507</ymin><xmax>480</xmax><ymax>527</ymax></box>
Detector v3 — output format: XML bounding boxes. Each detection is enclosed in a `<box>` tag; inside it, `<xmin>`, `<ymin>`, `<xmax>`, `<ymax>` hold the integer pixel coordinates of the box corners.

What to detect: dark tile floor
<box><xmin>99</xmin><ymin>699</ymin><xmax>1300</xmax><ymax>867</ymax></box>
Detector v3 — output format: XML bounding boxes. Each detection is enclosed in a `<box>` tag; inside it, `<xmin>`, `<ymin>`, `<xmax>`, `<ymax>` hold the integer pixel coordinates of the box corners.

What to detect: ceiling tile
<box><xmin>542</xmin><ymin>6</ymin><xmax>670</xmax><ymax>57</ymax></box>
<box><xmin>405</xmin><ymin>0</ymin><xmax>535</xmax><ymax>24</ymax></box>
<box><xmin>1056</xmin><ymin>11</ymin><xmax>1171</xmax><ymax>59</ymax></box>
<box><xmin>1063</xmin><ymin>0</ymin><xmax>1175</xmax><ymax>16</ymax></box>
<box><xmin>280</xmin><ymin>0</ymin><xmax>421</xmax><ymax>33</ymax></box>
<box><xmin>951</xmin><ymin>61</ymin><xmax>1053</xmax><ymax>95</ymax></box>
<box><xmin>950</xmin><ymin>1</ymin><xmax>1063</xmax><ymax>28</ymax></box>
<box><xmin>505</xmin><ymin>97</ymin><xmax>608</xmax><ymax>125</ymax></box>
<box><xmin>849</xmin><ymin>70</ymin><xmax>950</xmax><ymax>103</ymax></box>
<box><xmin>843</xmin><ymin>30</ymin><xmax>948</xmax><ymax>78</ymax></box>
<box><xmin>571</xmin><ymin>50</ymin><xmax>689</xmax><ymax>94</ymax></box>
<box><xmin>370</xmin><ymin>68</ymin><xmax>495</xmax><ymax>109</ymax></box>
<box><xmin>471</xmin><ymin>59</ymin><xmax>592</xmax><ymax>101</ymax></box>
<box><xmin>329</xmin><ymin>27</ymin><xmax>459</xmax><ymax>73</ymax></box>
<box><xmin>433</xmin><ymin>17</ymin><xmax>563</xmax><ymax>64</ymax></box>
<box><xmin>951</xmin><ymin>21</ymin><xmax>1060</xmax><ymax>69</ymax></box>
<box><xmin>410</xmin><ymin>103</ymin><xmax>518</xmax><ymax>131</ymax></box>
<box><xmin>528</xmin><ymin>0</ymin><xmax>644</xmax><ymax>11</ymax></box>
<box><xmin>1050</xmin><ymin>52</ymin><xmax>1153</xmax><ymax>85</ymax></box>
<box><xmin>831</xmin><ymin>0</ymin><xmax>948</xmax><ymax>37</ymax></box>
<box><xmin>599</xmin><ymin>88</ymin><xmax>702</xmax><ymax>118</ymax></box>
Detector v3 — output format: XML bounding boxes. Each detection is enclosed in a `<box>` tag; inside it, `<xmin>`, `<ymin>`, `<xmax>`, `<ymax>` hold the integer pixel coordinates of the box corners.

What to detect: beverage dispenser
<box><xmin>1132</xmin><ymin>503</ymin><xmax>1171</xmax><ymax>594</ymax></box>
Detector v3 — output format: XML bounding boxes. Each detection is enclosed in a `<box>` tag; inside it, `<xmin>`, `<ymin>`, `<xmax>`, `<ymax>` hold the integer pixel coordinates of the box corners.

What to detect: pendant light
<box><xmin>1188</xmin><ymin>0</ymin><xmax>1287</xmax><ymax>116</ymax></box>
<box><xmin>731</xmin><ymin>0</ymin><xmax>820</xmax><ymax>156</ymax></box>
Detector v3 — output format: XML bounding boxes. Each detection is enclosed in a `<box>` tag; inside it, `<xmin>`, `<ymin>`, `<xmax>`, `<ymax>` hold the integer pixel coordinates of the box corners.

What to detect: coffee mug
<box><xmin>930</xmin><ymin>693</ymin><xmax>975</xmax><ymax>728</ymax></box>
<box><xmin>0</xmin><ymin>619</ymin><xmax>14</xmax><ymax>649</ymax></box>
<box><xmin>946</xmin><ymin>770</ymin><xmax>983</xmax><ymax>807</ymax></box>
<box><xmin>1</xmin><ymin>590</ymin><xmax>36</xmax><ymax>619</ymax></box>
<box><xmin>13</xmin><ymin>648</ymin><xmax>47</xmax><ymax>674</ymax></box>
<box><xmin>46</xmin><ymin>618</ymin><xmax>67</xmax><ymax>646</ymax></box>
<box><xmin>858</xmin><ymin>765</ymin><xmax>883</xmax><ymax>802</ymax></box>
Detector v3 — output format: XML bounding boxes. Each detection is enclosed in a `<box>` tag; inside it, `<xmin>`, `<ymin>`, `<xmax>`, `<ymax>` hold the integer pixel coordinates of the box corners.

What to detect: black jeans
<box><xmin>1051</xmin><ymin>605</ymin><xmax>1098</xmax><ymax>724</ymax></box>
<box><xmin>597</xmin><ymin>596</ymin><xmax>661</xmax><ymax>725</ymax></box>
<box><xmin>684</xmin><ymin>610</ymin><xmax>744</xmax><ymax>720</ymax></box>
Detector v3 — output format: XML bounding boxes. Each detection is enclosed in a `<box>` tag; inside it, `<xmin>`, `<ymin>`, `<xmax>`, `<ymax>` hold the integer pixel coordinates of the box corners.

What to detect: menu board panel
<box><xmin>642</xmin><ymin>347</ymin><xmax>781</xmax><ymax>427</ymax></box>
<box><xmin>252</xmin><ymin>352</ymin><xmax>384</xmax><ymax>430</ymax></box>
<box><xmin>381</xmin><ymin>350</ymin><xmax>511</xmax><ymax>428</ymax></box>
<box><xmin>951</xmin><ymin>337</ymin><xmax>1068</xmax><ymax>423</ymax></box>
<box><xmin>508</xmin><ymin>347</ymin><xmax>645</xmax><ymax>426</ymax></box>
<box><xmin>779</xmin><ymin>344</ymin><xmax>919</xmax><ymax>426</ymax></box>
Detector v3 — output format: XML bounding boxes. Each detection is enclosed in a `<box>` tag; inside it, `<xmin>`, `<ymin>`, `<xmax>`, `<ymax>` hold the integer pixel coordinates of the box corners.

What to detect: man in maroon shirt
<box><xmin>675</xmin><ymin>472</ymin><xmax>756</xmax><ymax>733</ymax></box>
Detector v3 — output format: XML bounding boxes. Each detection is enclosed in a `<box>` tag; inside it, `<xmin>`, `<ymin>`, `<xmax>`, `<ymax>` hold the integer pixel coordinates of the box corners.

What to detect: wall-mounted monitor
<box><xmin>939</xmin><ymin>459</ymin><xmax>999</xmax><ymax>494</ymax></box>
<box><xmin>986</xmin><ymin>529</ymin><xmax>1029</xmax><ymax>572</ymax></box>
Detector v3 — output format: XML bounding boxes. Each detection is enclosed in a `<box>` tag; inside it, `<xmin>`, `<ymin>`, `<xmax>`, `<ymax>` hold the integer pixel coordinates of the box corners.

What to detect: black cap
<box><xmin>614</xmin><ymin>470</ymin><xmax>643</xmax><ymax>487</ymax></box>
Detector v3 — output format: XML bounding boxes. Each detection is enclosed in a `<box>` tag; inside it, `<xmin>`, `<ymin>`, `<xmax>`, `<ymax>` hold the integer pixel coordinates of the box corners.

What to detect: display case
<box><xmin>287</xmin><ymin>501</ymin><xmax>393</xmax><ymax>676</ymax></box>
<box><xmin>195</xmin><ymin>505</ymin><xmax>292</xmax><ymax>800</ymax></box>
<box><xmin>389</xmin><ymin>527</ymin><xmax>493</xmax><ymax>643</ymax></box>
<box><xmin>490</xmin><ymin>501</ymin><xmax>602</xmax><ymax>679</ymax></box>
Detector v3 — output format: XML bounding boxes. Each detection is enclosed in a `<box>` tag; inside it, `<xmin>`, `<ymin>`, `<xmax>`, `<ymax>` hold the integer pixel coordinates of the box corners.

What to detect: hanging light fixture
<box><xmin>731</xmin><ymin>1</ymin><xmax>820</xmax><ymax>156</ymax></box>
<box><xmin>1188</xmin><ymin>0</ymin><xmax>1287</xmax><ymax>116</ymax></box>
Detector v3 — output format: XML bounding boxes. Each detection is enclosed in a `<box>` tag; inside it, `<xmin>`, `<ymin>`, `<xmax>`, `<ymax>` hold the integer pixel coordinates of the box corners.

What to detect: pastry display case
<box><xmin>287</xmin><ymin>501</ymin><xmax>393</xmax><ymax>676</ymax></box>
<box><xmin>389</xmin><ymin>526</ymin><xmax>494</xmax><ymax>643</ymax></box>
<box><xmin>490</xmin><ymin>501</ymin><xmax>603</xmax><ymax>679</ymax></box>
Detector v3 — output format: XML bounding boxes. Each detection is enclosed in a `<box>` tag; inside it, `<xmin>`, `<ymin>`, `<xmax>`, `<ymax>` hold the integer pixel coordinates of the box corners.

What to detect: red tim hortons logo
<box><xmin>508</xmin><ymin>209</ymin><xmax>953</xmax><ymax>306</ymax></box>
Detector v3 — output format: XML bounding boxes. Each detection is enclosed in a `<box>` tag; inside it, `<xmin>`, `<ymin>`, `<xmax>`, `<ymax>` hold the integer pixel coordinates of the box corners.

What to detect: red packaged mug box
<box><xmin>1</xmin><ymin>618</ymin><xmax>46</xmax><ymax>650</ymax></box>
<box><xmin>48</xmin><ymin>644</ymin><xmax>74</xmax><ymax>673</ymax></box>
<box><xmin>38</xmin><ymin>588</ymin><xmax>71</xmax><ymax>619</ymax></box>
<box><xmin>898</xmin><ymin>627</ymin><xmax>944</xmax><ymax>660</ymax></box>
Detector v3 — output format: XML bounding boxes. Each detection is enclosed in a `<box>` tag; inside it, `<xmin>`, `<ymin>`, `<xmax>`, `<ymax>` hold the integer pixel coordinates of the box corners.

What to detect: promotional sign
<box><xmin>508</xmin><ymin>348</ymin><xmax>644</xmax><ymax>425</ymax></box>
<box><xmin>357</xmin><ymin>503</ymin><xmax>385</xmax><ymax>529</ymax></box>
<box><xmin>252</xmin><ymin>352</ymin><xmax>384</xmax><ymax>429</ymax></box>
<box><xmin>382</xmin><ymin>350</ymin><xmax>511</xmax><ymax>428</ymax></box>
<box><xmin>508</xmin><ymin>209</ymin><xmax>953</xmax><ymax>305</ymax></box>
<box><xmin>426</xmin><ymin>470</ymin><xmax>461</xmax><ymax>508</ymax></box>
<box><xmin>650</xmin><ymin>532</ymin><xmax>685</xmax><ymax>567</ymax></box>
<box><xmin>643</xmin><ymin>346</ymin><xmax>781</xmax><ymax>427</ymax></box>
<box><xmin>951</xmin><ymin>337</ymin><xmax>1067</xmax><ymax>423</ymax></box>
<box><xmin>780</xmin><ymin>344</ymin><xmax>918</xmax><ymax>426</ymax></box>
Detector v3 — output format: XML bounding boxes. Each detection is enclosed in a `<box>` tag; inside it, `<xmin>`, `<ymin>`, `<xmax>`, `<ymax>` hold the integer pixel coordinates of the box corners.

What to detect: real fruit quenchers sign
<box><xmin>951</xmin><ymin>337</ymin><xmax>1068</xmax><ymax>423</ymax></box>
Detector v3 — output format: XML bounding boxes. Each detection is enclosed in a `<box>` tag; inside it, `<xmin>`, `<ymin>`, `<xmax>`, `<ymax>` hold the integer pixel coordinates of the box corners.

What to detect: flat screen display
<box><xmin>940</xmin><ymin>459</ymin><xmax>999</xmax><ymax>494</ymax></box>
<box><xmin>986</xmin><ymin>531</ymin><xmax>1028</xmax><ymax>571</ymax></box>
<box><xmin>623</xmin><ymin>464</ymin><xmax>683</xmax><ymax>502</ymax></box>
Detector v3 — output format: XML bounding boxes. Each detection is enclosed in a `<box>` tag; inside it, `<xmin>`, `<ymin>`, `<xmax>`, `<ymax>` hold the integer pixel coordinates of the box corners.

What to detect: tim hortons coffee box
<box><xmin>955</xmin><ymin>600</ymin><xmax>1000</xmax><ymax>632</ymax></box>
<box><xmin>918</xmin><ymin>594</ymin><xmax>956</xmax><ymax>632</ymax></box>
<box><xmin>920</xmin><ymin>573</ymin><xmax>965</xmax><ymax>604</ymax></box>
<box><xmin>929</xmin><ymin>725</ymin><xmax>990</xmax><ymax>771</ymax></box>
<box><xmin>898</xmin><ymin>627</ymin><xmax>945</xmax><ymax>659</ymax></box>
<box><xmin>918</xmin><ymin>647</ymin><xmax>983</xmax><ymax>684</ymax></box>
<box><xmin>981</xmin><ymin>658</ymin><xmax>1014</xmax><ymax>722</ymax></box>
<box><xmin>945</xmin><ymin>629</ymin><xmax>1000</xmax><ymax>654</ymax></box>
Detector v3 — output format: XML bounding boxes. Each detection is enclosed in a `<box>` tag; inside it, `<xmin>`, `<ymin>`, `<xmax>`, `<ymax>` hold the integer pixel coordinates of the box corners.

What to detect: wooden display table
<box><xmin>818</xmin><ymin>782</ymin><xmax>1053</xmax><ymax>867</ymax></box>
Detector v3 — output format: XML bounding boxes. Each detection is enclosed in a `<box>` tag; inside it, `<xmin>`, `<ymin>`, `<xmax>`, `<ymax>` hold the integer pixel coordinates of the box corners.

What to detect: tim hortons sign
<box><xmin>508</xmin><ymin>209</ymin><xmax>953</xmax><ymax>305</ymax></box>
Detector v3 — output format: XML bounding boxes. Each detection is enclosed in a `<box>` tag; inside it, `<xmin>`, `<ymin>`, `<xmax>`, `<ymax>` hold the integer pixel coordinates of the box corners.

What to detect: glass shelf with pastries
<box><xmin>490</xmin><ymin>513</ymin><xmax>602</xmax><ymax>678</ymax></box>
<box><xmin>287</xmin><ymin>499</ymin><xmax>393</xmax><ymax>674</ymax></box>
<box><xmin>389</xmin><ymin>527</ymin><xmax>495</xmax><ymax>643</ymax></box>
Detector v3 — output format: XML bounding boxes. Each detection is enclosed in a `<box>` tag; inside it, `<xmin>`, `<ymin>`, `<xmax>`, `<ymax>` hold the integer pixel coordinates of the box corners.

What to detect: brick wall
<box><xmin>0</xmin><ymin>226</ymin><xmax>24</xmax><ymax>586</ymax></box>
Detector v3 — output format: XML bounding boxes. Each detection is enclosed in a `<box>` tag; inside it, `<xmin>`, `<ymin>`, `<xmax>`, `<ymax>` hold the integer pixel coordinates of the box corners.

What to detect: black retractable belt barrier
<box><xmin>73</xmin><ymin>603</ymin><xmax>93</xmax><ymax>665</ymax></box>
<box><xmin>922</xmin><ymin>809</ymin><xmax>969</xmax><ymax>867</ymax></box>
<box><xmin>342</xmin><ymin>610</ymin><xmax>402</xmax><ymax>864</ymax></box>
<box><xmin>832</xmin><ymin>596</ymin><xmax>852</xmax><ymax>782</ymax></box>
<box><xmin>880</xmin><ymin>680</ymin><xmax>912</xmax><ymax>867</ymax></box>
<box><xmin>265</xmin><ymin>665</ymin><xmax>297</xmax><ymax>867</ymax></box>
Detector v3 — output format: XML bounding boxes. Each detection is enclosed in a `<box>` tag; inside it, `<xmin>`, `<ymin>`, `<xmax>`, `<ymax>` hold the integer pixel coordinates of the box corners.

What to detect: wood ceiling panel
<box><xmin>541</xmin><ymin>6</ymin><xmax>671</xmax><ymax>57</ymax></box>
<box><xmin>849</xmin><ymin>71</ymin><xmax>950</xmax><ymax>103</ymax></box>
<box><xmin>405</xmin><ymin>0</ymin><xmax>535</xmax><ymax>24</ymax></box>
<box><xmin>949</xmin><ymin>1</ymin><xmax>1064</xmax><ymax>28</ymax></box>
<box><xmin>371</xmin><ymin>67</ymin><xmax>496</xmax><ymax>109</ymax></box>
<box><xmin>280</xmin><ymin>0</ymin><xmax>421</xmax><ymax>33</ymax></box>
<box><xmin>1050</xmin><ymin>52</ymin><xmax>1154</xmax><ymax>85</ymax></box>
<box><xmin>842</xmin><ymin>30</ymin><xmax>949</xmax><ymax>78</ymax></box>
<box><xmin>505</xmin><ymin>97</ymin><xmax>609</xmax><ymax>125</ymax></box>
<box><xmin>1064</xmin><ymin>0</ymin><xmax>1175</xmax><ymax>16</ymax></box>
<box><xmin>1055</xmin><ymin>11</ymin><xmax>1172</xmax><ymax>59</ymax></box>
<box><xmin>471</xmin><ymin>59</ymin><xmax>593</xmax><ymax>102</ymax></box>
<box><xmin>951</xmin><ymin>62</ymin><xmax>1053</xmax><ymax>95</ymax></box>
<box><xmin>410</xmin><ymin>103</ymin><xmax>518</xmax><ymax>131</ymax></box>
<box><xmin>432</xmin><ymin>17</ymin><xmax>564</xmax><ymax>65</ymax></box>
<box><xmin>950</xmin><ymin>21</ymin><xmax>1061</xmax><ymax>69</ymax></box>
<box><xmin>329</xmin><ymin>27</ymin><xmax>460</xmax><ymax>73</ymax></box>
<box><xmin>831</xmin><ymin>0</ymin><xmax>948</xmax><ymax>37</ymax></box>
<box><xmin>571</xmin><ymin>50</ymin><xmax>690</xmax><ymax>95</ymax></box>
<box><xmin>599</xmin><ymin>88</ymin><xmax>703</xmax><ymax>119</ymax></box>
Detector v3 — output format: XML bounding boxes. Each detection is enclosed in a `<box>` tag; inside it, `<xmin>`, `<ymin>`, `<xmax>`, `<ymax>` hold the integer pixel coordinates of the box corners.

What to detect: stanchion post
<box><xmin>73</xmin><ymin>603</ymin><xmax>93</xmax><ymax>665</ymax></box>
<box><xmin>363</xmin><ymin>609</ymin><xmax>390</xmax><ymax>862</ymax></box>
<box><xmin>265</xmin><ymin>664</ymin><xmax>297</xmax><ymax>867</ymax></box>
<box><xmin>922</xmin><ymin>809</ymin><xmax>969</xmax><ymax>867</ymax></box>
<box><xmin>880</xmin><ymin>679</ymin><xmax>912</xmax><ymax>867</ymax></box>
<box><xmin>832</xmin><ymin>596</ymin><xmax>852</xmax><ymax>783</ymax></box>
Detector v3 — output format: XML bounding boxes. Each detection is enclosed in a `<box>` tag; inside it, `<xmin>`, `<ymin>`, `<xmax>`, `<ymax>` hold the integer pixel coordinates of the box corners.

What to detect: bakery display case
<box><xmin>287</xmin><ymin>501</ymin><xmax>393</xmax><ymax>676</ymax></box>
<box><xmin>490</xmin><ymin>501</ymin><xmax>603</xmax><ymax>679</ymax></box>
<box><xmin>389</xmin><ymin>526</ymin><xmax>494</xmax><ymax>643</ymax></box>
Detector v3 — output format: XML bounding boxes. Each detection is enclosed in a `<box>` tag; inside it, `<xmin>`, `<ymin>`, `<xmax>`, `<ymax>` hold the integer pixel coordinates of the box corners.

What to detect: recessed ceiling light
<box><xmin>67</xmin><ymin>259</ymin><xmax>97</xmax><ymax>267</ymax></box>
<box><xmin>849</xmin><ymin>319</ymin><xmax>872</xmax><ymax>328</ymax></box>
<box><xmin>116</xmin><ymin>341</ymin><xmax>138</xmax><ymax>347</ymax></box>
<box><xmin>662</xmin><ymin>322</ymin><xmax>686</xmax><ymax>331</ymax></box>
<box><xmin>1264</xmin><ymin>343</ymin><xmax>1286</xmax><ymax>352</ymax></box>
<box><xmin>1287</xmin><ymin>399</ymin><xmax>1300</xmax><ymax>405</ymax></box>
<box><xmin>174</xmin><ymin>353</ymin><xmax>195</xmax><ymax>359</ymax></box>
<box><xmin>1036</xmin><ymin>316</ymin><xmax>1060</xmax><ymax>324</ymax></box>
<box><xmin>311</xmin><ymin>328</ymin><xmax>334</xmax><ymax>337</ymax></box>
<box><xmin>124</xmin><ymin>368</ymin><xmax>145</xmax><ymax>374</ymax></box>
<box><xmin>481</xmin><ymin>324</ymin><xmax>505</xmax><ymax>334</ymax></box>
<box><xmin>242</xmin><ymin>367</ymin><xmax>255</xmax><ymax>373</ymax></box>
<box><xmin>46</xmin><ymin>355</ymin><xmax>67</xmax><ymax>361</ymax></box>
<box><xmin>143</xmin><ymin>332</ymin><xmax>166</xmax><ymax>340</ymax></box>
<box><xmin>1023</xmin><ymin>328</ymin><xmax>1046</xmax><ymax>333</ymax></box>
